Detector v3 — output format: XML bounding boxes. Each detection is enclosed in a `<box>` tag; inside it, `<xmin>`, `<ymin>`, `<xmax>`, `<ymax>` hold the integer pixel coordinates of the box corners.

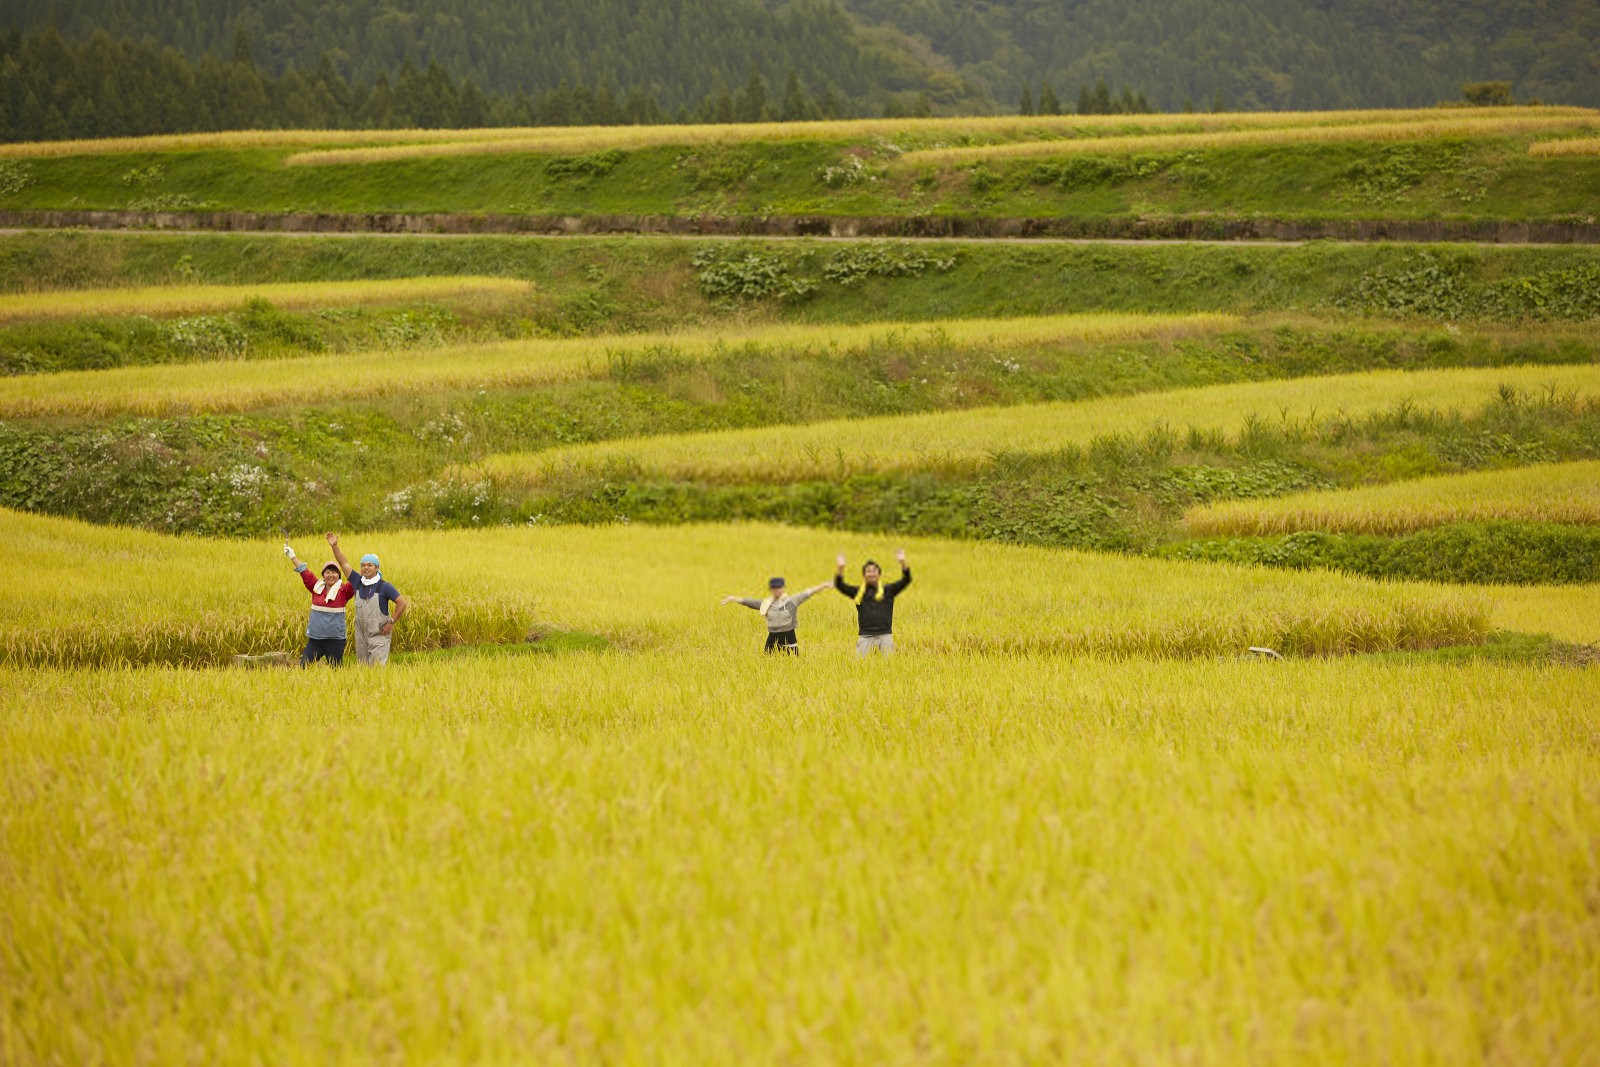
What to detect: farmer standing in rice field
<box><xmin>834</xmin><ymin>548</ymin><xmax>911</xmax><ymax>656</ymax></box>
<box><xmin>328</xmin><ymin>535</ymin><xmax>409</xmax><ymax>666</ymax></box>
<box><xmin>720</xmin><ymin>575</ymin><xmax>832</xmax><ymax>654</ymax></box>
<box><xmin>284</xmin><ymin>532</ymin><xmax>354</xmax><ymax>666</ymax></box>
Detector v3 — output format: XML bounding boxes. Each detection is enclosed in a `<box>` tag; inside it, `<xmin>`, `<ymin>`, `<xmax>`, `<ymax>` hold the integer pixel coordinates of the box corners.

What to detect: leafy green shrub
<box><xmin>1340</xmin><ymin>253</ymin><xmax>1600</xmax><ymax>321</ymax></box>
<box><xmin>166</xmin><ymin>315</ymin><xmax>248</xmax><ymax>356</ymax></box>
<box><xmin>820</xmin><ymin>244</ymin><xmax>958</xmax><ymax>286</ymax></box>
<box><xmin>690</xmin><ymin>248</ymin><xmax>815</xmax><ymax>302</ymax></box>
<box><xmin>544</xmin><ymin>149</ymin><xmax>626</xmax><ymax>180</ymax></box>
<box><xmin>0</xmin><ymin>160</ymin><xmax>35</xmax><ymax>196</ymax></box>
<box><xmin>1029</xmin><ymin>155</ymin><xmax>1169</xmax><ymax>190</ymax></box>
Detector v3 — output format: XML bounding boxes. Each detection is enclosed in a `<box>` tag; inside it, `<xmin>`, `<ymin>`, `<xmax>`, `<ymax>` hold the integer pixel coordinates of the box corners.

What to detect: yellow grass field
<box><xmin>0</xmin><ymin>506</ymin><xmax>1489</xmax><ymax>667</ymax></box>
<box><xmin>0</xmin><ymin>312</ymin><xmax>1232</xmax><ymax>418</ymax></box>
<box><xmin>899</xmin><ymin>114</ymin><xmax>1600</xmax><ymax>168</ymax></box>
<box><xmin>1183</xmin><ymin>460</ymin><xmax>1600</xmax><ymax>536</ymax></box>
<box><xmin>274</xmin><ymin>107</ymin><xmax>1599</xmax><ymax>166</ymax></box>
<box><xmin>0</xmin><ymin>276</ymin><xmax>532</xmax><ymax>322</ymax></box>
<box><xmin>479</xmin><ymin>363</ymin><xmax>1600</xmax><ymax>488</ymax></box>
<box><xmin>1529</xmin><ymin>135</ymin><xmax>1600</xmax><ymax>158</ymax></box>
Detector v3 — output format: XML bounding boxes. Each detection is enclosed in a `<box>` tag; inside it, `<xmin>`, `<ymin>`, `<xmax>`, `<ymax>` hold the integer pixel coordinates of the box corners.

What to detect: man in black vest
<box><xmin>834</xmin><ymin>548</ymin><xmax>911</xmax><ymax>655</ymax></box>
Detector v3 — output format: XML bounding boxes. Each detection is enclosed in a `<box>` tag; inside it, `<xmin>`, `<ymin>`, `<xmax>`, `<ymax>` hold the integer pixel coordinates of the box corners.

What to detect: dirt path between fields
<box><xmin>3</xmin><ymin>209</ymin><xmax>1598</xmax><ymax>244</ymax></box>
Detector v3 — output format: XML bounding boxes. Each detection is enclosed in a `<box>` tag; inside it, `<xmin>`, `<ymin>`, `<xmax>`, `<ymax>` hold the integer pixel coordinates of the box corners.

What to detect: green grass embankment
<box><xmin>1</xmin><ymin>232</ymin><xmax>1598</xmax><ymax>375</ymax></box>
<box><xmin>2</xmin><ymin>133</ymin><xmax>1599</xmax><ymax>223</ymax></box>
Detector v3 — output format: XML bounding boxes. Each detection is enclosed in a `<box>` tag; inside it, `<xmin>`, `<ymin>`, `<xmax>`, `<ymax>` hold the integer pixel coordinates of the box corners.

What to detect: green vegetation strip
<box><xmin>479</xmin><ymin>364</ymin><xmax>1600</xmax><ymax>486</ymax></box>
<box><xmin>1185</xmin><ymin>460</ymin><xmax>1600</xmax><ymax>535</ymax></box>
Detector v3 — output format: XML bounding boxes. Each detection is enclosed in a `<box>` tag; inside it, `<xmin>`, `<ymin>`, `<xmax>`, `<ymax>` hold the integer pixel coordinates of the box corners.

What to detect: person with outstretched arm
<box><xmin>721</xmin><ymin>576</ymin><xmax>832</xmax><ymax>655</ymax></box>
<box><xmin>834</xmin><ymin>548</ymin><xmax>911</xmax><ymax>656</ymax></box>
<box><xmin>284</xmin><ymin>532</ymin><xmax>354</xmax><ymax>666</ymax></box>
<box><xmin>328</xmin><ymin>535</ymin><xmax>409</xmax><ymax>666</ymax></box>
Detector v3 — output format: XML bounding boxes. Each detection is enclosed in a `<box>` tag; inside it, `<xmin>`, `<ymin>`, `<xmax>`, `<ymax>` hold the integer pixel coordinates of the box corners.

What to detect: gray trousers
<box><xmin>353</xmin><ymin>595</ymin><xmax>392</xmax><ymax>666</ymax></box>
<box><xmin>855</xmin><ymin>634</ymin><xmax>896</xmax><ymax>656</ymax></box>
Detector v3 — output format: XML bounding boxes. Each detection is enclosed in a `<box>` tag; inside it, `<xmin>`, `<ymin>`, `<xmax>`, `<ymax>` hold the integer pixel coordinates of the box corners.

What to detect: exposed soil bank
<box><xmin>4</xmin><ymin>209</ymin><xmax>1600</xmax><ymax>243</ymax></box>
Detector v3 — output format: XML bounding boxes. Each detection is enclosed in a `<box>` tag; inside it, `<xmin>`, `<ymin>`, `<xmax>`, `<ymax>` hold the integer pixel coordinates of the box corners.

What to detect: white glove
<box><xmin>283</xmin><ymin>544</ymin><xmax>296</xmax><ymax>558</ymax></box>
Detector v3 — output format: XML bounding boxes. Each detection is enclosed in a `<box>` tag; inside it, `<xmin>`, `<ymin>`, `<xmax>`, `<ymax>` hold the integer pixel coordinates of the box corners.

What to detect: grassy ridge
<box><xmin>1184</xmin><ymin>460</ymin><xmax>1600</xmax><ymax>535</ymax></box>
<box><xmin>4</xmin><ymin>234</ymin><xmax>1599</xmax><ymax>335</ymax></box>
<box><xmin>4</xmin><ymin>121</ymin><xmax>1600</xmax><ymax>221</ymax></box>
<box><xmin>478</xmin><ymin>364</ymin><xmax>1600</xmax><ymax>487</ymax></box>
<box><xmin>3</xmin><ymin>652</ymin><xmax>1596</xmax><ymax>1062</ymax></box>
<box><xmin>0</xmin><ymin>507</ymin><xmax>1488</xmax><ymax>666</ymax></box>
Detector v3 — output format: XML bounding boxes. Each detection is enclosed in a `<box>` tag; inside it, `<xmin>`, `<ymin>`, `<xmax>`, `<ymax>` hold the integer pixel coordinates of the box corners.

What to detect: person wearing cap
<box><xmin>834</xmin><ymin>548</ymin><xmax>911</xmax><ymax>656</ymax></box>
<box><xmin>720</xmin><ymin>576</ymin><xmax>831</xmax><ymax>654</ymax></box>
<box><xmin>284</xmin><ymin>531</ymin><xmax>353</xmax><ymax>666</ymax></box>
<box><xmin>328</xmin><ymin>536</ymin><xmax>409</xmax><ymax>666</ymax></box>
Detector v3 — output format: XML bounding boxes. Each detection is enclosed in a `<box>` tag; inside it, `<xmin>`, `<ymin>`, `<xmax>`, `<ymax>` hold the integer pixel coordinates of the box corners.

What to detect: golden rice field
<box><xmin>0</xmin><ymin>312</ymin><xmax>1232</xmax><ymax>417</ymax></box>
<box><xmin>273</xmin><ymin>107</ymin><xmax>1597</xmax><ymax>166</ymax></box>
<box><xmin>3</xmin><ymin>646</ymin><xmax>1597</xmax><ymax>1064</ymax></box>
<box><xmin>479</xmin><ymin>363</ymin><xmax>1600</xmax><ymax>488</ymax></box>
<box><xmin>0</xmin><ymin>276</ymin><xmax>532</xmax><ymax>322</ymax></box>
<box><xmin>1184</xmin><ymin>460</ymin><xmax>1600</xmax><ymax>536</ymax></box>
<box><xmin>0</xmin><ymin>506</ymin><xmax>1489</xmax><ymax>668</ymax></box>
<box><xmin>898</xmin><ymin>114</ymin><xmax>1600</xmax><ymax>168</ymax></box>
<box><xmin>1529</xmin><ymin>135</ymin><xmax>1600</xmax><ymax>158</ymax></box>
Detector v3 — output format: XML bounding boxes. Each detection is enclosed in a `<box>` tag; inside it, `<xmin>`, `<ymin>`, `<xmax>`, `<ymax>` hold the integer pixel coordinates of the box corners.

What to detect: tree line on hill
<box><xmin>0</xmin><ymin>27</ymin><xmax>921</xmax><ymax>142</ymax></box>
<box><xmin>2</xmin><ymin>0</ymin><xmax>1596</xmax><ymax>142</ymax></box>
<box><xmin>4</xmin><ymin>0</ymin><xmax>1595</xmax><ymax>119</ymax></box>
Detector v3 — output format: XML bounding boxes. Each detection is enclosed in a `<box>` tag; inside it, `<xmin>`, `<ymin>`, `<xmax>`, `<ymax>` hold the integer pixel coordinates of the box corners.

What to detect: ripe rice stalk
<box><xmin>898</xmin><ymin>115</ymin><xmax>1600</xmax><ymax>168</ymax></box>
<box><xmin>1528</xmin><ymin>136</ymin><xmax>1600</xmax><ymax>158</ymax></box>
<box><xmin>278</xmin><ymin>108</ymin><xmax>1599</xmax><ymax>166</ymax></box>
<box><xmin>0</xmin><ymin>277</ymin><xmax>532</xmax><ymax>322</ymax></box>
<box><xmin>1183</xmin><ymin>460</ymin><xmax>1600</xmax><ymax>536</ymax></box>
<box><xmin>2</xmin><ymin>647</ymin><xmax>1596</xmax><ymax>1064</ymax></box>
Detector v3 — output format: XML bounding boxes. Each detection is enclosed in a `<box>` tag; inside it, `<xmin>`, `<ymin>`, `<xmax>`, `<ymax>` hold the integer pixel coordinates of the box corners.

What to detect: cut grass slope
<box><xmin>0</xmin><ymin>507</ymin><xmax>1486</xmax><ymax>667</ymax></box>
<box><xmin>479</xmin><ymin>364</ymin><xmax>1600</xmax><ymax>487</ymax></box>
<box><xmin>1184</xmin><ymin>460</ymin><xmax>1600</xmax><ymax>535</ymax></box>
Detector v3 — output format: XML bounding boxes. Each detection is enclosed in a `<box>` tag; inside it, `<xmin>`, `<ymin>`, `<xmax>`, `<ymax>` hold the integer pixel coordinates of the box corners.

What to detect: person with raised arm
<box><xmin>283</xmin><ymin>532</ymin><xmax>354</xmax><ymax>666</ymax></box>
<box><xmin>721</xmin><ymin>575</ymin><xmax>832</xmax><ymax>655</ymax></box>
<box><xmin>834</xmin><ymin>548</ymin><xmax>911</xmax><ymax>656</ymax></box>
<box><xmin>328</xmin><ymin>534</ymin><xmax>409</xmax><ymax>667</ymax></box>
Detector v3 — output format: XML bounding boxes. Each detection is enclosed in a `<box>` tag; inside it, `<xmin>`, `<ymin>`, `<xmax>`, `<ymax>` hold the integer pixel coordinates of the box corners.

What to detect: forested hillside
<box><xmin>2</xmin><ymin>0</ymin><xmax>1597</xmax><ymax>142</ymax></box>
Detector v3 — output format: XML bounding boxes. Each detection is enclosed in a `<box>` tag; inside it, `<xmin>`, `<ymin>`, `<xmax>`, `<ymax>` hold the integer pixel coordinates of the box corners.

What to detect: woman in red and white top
<box><xmin>285</xmin><ymin>532</ymin><xmax>354</xmax><ymax>666</ymax></box>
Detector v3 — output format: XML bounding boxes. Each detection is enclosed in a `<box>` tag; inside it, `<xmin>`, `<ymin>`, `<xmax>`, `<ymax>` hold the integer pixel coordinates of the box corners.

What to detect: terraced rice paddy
<box><xmin>0</xmin><ymin>277</ymin><xmax>532</xmax><ymax>322</ymax></box>
<box><xmin>1184</xmin><ymin>460</ymin><xmax>1600</xmax><ymax>535</ymax></box>
<box><xmin>479</xmin><ymin>363</ymin><xmax>1600</xmax><ymax>487</ymax></box>
<box><xmin>899</xmin><ymin>113</ymin><xmax>1600</xmax><ymax>167</ymax></box>
<box><xmin>0</xmin><ymin>312</ymin><xmax>1232</xmax><ymax>417</ymax></box>
<box><xmin>3</xmin><ymin>108</ymin><xmax>1599</xmax><ymax>1065</ymax></box>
